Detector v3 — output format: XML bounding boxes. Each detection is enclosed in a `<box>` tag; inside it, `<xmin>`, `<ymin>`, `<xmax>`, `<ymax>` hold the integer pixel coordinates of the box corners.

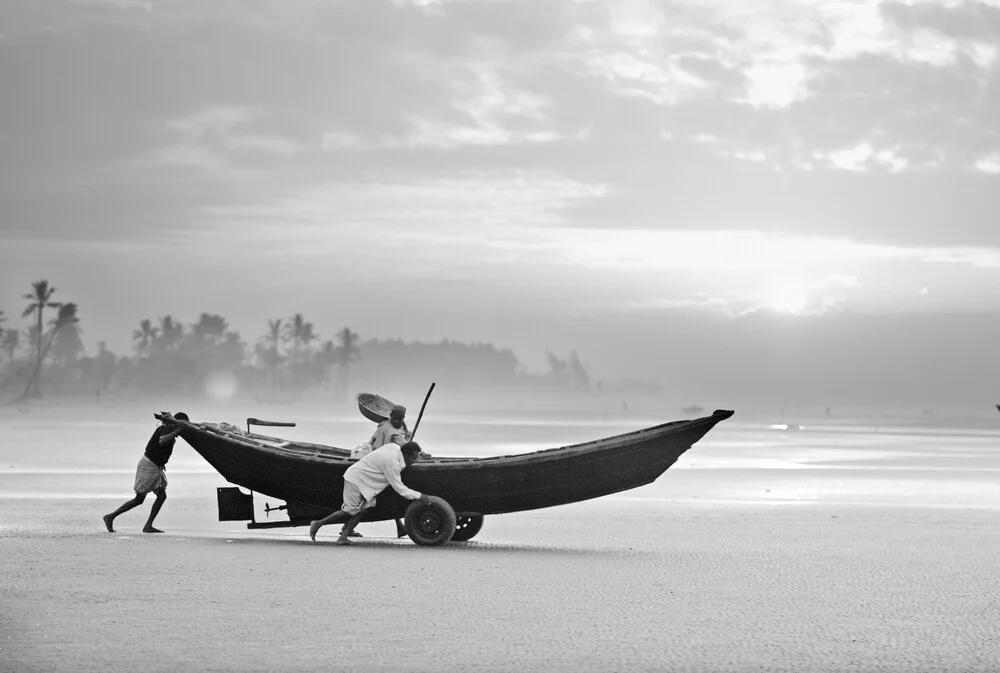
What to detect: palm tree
<box><xmin>2</xmin><ymin>329</ymin><xmax>20</xmax><ymax>364</ymax></box>
<box><xmin>0</xmin><ymin>329</ymin><xmax>20</xmax><ymax>393</ymax></box>
<box><xmin>132</xmin><ymin>319</ymin><xmax>159</xmax><ymax>359</ymax></box>
<box><xmin>192</xmin><ymin>313</ymin><xmax>228</xmax><ymax>345</ymax></box>
<box><xmin>255</xmin><ymin>341</ymin><xmax>280</xmax><ymax>369</ymax></box>
<box><xmin>284</xmin><ymin>313</ymin><xmax>315</xmax><ymax>367</ymax></box>
<box><xmin>257</xmin><ymin>319</ymin><xmax>284</xmax><ymax>394</ymax></box>
<box><xmin>317</xmin><ymin>339</ymin><xmax>335</xmax><ymax>366</ymax></box>
<box><xmin>156</xmin><ymin>315</ymin><xmax>184</xmax><ymax>352</ymax></box>
<box><xmin>24</xmin><ymin>325</ymin><xmax>41</xmax><ymax>355</ymax></box>
<box><xmin>21</xmin><ymin>280</ymin><xmax>61</xmax><ymax>383</ymax></box>
<box><xmin>221</xmin><ymin>330</ymin><xmax>246</xmax><ymax>367</ymax></box>
<box><xmin>20</xmin><ymin>302</ymin><xmax>78</xmax><ymax>399</ymax></box>
<box><xmin>51</xmin><ymin>318</ymin><xmax>84</xmax><ymax>367</ymax></box>
<box><xmin>545</xmin><ymin>350</ymin><xmax>568</xmax><ymax>385</ymax></box>
<box><xmin>265</xmin><ymin>318</ymin><xmax>282</xmax><ymax>355</ymax></box>
<box><xmin>335</xmin><ymin>326</ymin><xmax>362</xmax><ymax>393</ymax></box>
<box><xmin>300</xmin><ymin>322</ymin><xmax>317</xmax><ymax>357</ymax></box>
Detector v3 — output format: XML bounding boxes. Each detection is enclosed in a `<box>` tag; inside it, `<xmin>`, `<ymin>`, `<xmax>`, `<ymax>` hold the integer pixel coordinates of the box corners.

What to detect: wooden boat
<box><xmin>164</xmin><ymin>408</ymin><xmax>734</xmax><ymax>545</ymax></box>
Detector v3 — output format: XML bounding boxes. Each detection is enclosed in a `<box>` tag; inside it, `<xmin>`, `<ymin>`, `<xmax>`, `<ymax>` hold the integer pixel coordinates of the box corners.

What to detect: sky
<box><xmin>1</xmin><ymin>0</ymin><xmax>999</xmax><ymax>408</ymax></box>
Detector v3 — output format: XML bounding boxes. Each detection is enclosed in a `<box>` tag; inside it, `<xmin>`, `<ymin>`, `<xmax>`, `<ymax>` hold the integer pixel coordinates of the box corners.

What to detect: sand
<box><xmin>2</xmin><ymin>400</ymin><xmax>1000</xmax><ymax>672</ymax></box>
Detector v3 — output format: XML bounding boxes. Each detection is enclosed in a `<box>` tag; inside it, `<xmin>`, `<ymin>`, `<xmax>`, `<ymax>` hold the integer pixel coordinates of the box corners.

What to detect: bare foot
<box><xmin>142</xmin><ymin>526</ymin><xmax>164</xmax><ymax>533</ymax></box>
<box><xmin>335</xmin><ymin>537</ymin><xmax>353</xmax><ymax>546</ymax></box>
<box><xmin>103</xmin><ymin>514</ymin><xmax>115</xmax><ymax>533</ymax></box>
<box><xmin>309</xmin><ymin>521</ymin><xmax>320</xmax><ymax>541</ymax></box>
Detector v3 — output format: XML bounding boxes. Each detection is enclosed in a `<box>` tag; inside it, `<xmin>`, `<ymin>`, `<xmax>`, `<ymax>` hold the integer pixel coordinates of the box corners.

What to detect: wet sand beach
<box><xmin>2</xmin><ymin>401</ymin><xmax>999</xmax><ymax>672</ymax></box>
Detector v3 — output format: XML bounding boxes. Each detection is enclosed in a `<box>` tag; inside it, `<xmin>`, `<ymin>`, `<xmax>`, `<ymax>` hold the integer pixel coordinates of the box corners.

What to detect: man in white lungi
<box><xmin>310</xmin><ymin>441</ymin><xmax>430</xmax><ymax>545</ymax></box>
<box><xmin>344</xmin><ymin>404</ymin><xmax>412</xmax><ymax>538</ymax></box>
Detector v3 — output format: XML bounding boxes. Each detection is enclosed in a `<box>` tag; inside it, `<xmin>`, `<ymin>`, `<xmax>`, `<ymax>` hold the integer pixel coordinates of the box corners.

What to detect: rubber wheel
<box><xmin>450</xmin><ymin>514</ymin><xmax>484</xmax><ymax>542</ymax></box>
<box><xmin>403</xmin><ymin>496</ymin><xmax>457</xmax><ymax>546</ymax></box>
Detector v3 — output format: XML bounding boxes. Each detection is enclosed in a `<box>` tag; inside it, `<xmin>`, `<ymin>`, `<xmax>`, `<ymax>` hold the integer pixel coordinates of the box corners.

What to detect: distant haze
<box><xmin>1</xmin><ymin>0</ymin><xmax>998</xmax><ymax>409</ymax></box>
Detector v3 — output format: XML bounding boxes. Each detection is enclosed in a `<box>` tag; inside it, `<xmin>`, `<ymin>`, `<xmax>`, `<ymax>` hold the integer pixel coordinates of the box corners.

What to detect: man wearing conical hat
<box><xmin>370</xmin><ymin>404</ymin><xmax>411</xmax><ymax>450</ymax></box>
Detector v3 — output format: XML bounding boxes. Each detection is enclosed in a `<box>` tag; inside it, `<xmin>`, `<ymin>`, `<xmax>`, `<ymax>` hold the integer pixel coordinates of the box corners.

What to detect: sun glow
<box><xmin>767</xmin><ymin>281</ymin><xmax>809</xmax><ymax>313</ymax></box>
<box><xmin>204</xmin><ymin>372</ymin><xmax>237</xmax><ymax>400</ymax></box>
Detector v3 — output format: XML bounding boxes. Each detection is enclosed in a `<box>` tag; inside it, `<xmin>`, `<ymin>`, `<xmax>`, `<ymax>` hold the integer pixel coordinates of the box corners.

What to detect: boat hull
<box><xmin>177</xmin><ymin>409</ymin><xmax>734</xmax><ymax>521</ymax></box>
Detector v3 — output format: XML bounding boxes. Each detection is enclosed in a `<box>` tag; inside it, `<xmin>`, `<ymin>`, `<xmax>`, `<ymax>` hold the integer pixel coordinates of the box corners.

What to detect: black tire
<box><xmin>450</xmin><ymin>514</ymin><xmax>484</xmax><ymax>542</ymax></box>
<box><xmin>404</xmin><ymin>496</ymin><xmax>457</xmax><ymax>546</ymax></box>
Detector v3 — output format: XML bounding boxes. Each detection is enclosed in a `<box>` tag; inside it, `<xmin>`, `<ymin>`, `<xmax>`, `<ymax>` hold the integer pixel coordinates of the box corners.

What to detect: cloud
<box><xmin>226</xmin><ymin>135</ymin><xmax>301</xmax><ymax>157</ymax></box>
<box><xmin>165</xmin><ymin>106</ymin><xmax>253</xmax><ymax>137</ymax></box>
<box><xmin>69</xmin><ymin>0</ymin><xmax>152</xmax><ymax>10</ymax></box>
<box><xmin>204</xmin><ymin>171</ymin><xmax>611</xmax><ymax>236</ymax></box>
<box><xmin>881</xmin><ymin>1</ymin><xmax>1000</xmax><ymax>39</ymax></box>
<box><xmin>616</xmin><ymin>272</ymin><xmax>859</xmax><ymax>318</ymax></box>
<box><xmin>149</xmin><ymin>106</ymin><xmax>301</xmax><ymax>172</ymax></box>
<box><xmin>976</xmin><ymin>152</ymin><xmax>1000</xmax><ymax>173</ymax></box>
<box><xmin>2</xmin><ymin>0</ymin><xmax>999</xmax><ymax>253</ymax></box>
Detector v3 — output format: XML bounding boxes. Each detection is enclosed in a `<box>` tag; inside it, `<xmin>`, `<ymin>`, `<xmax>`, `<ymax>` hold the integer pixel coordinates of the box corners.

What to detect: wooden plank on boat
<box><xmin>252</xmin><ymin>438</ymin><xmax>291</xmax><ymax>449</ymax></box>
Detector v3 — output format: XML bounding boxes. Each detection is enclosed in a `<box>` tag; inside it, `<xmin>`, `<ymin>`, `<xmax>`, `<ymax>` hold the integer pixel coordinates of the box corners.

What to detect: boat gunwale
<box><xmin>182</xmin><ymin>410</ymin><xmax>734</xmax><ymax>467</ymax></box>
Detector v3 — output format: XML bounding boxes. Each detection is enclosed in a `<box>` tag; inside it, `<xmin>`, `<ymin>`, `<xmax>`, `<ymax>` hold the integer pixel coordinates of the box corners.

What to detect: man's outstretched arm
<box><xmin>382</xmin><ymin>464</ymin><xmax>426</xmax><ymax>502</ymax></box>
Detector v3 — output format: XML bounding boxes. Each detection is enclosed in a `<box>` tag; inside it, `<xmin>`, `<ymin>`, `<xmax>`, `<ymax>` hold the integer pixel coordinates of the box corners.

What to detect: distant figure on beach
<box><xmin>310</xmin><ymin>441</ymin><xmax>431</xmax><ymax>545</ymax></box>
<box><xmin>346</xmin><ymin>404</ymin><xmax>412</xmax><ymax>538</ymax></box>
<box><xmin>103</xmin><ymin>412</ymin><xmax>188</xmax><ymax>534</ymax></box>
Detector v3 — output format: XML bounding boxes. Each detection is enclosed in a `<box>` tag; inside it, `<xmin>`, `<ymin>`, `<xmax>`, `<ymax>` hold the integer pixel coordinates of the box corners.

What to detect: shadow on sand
<box><xmin>131</xmin><ymin>530</ymin><xmax>653</xmax><ymax>558</ymax></box>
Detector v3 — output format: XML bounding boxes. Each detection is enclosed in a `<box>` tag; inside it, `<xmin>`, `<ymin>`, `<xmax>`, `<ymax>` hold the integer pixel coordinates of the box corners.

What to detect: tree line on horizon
<box><xmin>0</xmin><ymin>279</ymin><xmax>630</xmax><ymax>402</ymax></box>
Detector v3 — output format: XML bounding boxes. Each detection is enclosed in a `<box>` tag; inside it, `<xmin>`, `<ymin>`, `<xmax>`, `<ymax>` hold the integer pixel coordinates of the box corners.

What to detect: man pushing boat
<box><xmin>310</xmin><ymin>440</ymin><xmax>431</xmax><ymax>545</ymax></box>
<box><xmin>103</xmin><ymin>411</ymin><xmax>188</xmax><ymax>533</ymax></box>
<box><xmin>345</xmin><ymin>403</ymin><xmax>411</xmax><ymax>538</ymax></box>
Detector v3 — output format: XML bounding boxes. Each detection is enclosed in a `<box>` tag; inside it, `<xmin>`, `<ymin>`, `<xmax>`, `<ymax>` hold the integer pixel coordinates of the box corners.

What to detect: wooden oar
<box><xmin>409</xmin><ymin>382</ymin><xmax>436</xmax><ymax>441</ymax></box>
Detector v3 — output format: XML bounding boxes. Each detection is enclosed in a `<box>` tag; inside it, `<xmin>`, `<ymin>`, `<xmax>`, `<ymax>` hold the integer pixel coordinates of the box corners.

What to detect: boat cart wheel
<box><xmin>404</xmin><ymin>496</ymin><xmax>457</xmax><ymax>546</ymax></box>
<box><xmin>450</xmin><ymin>514</ymin><xmax>484</xmax><ymax>542</ymax></box>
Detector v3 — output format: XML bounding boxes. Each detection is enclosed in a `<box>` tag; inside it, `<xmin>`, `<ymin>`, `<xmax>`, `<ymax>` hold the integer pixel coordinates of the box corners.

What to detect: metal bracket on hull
<box><xmin>246</xmin><ymin>519</ymin><xmax>313</xmax><ymax>530</ymax></box>
<box><xmin>217</xmin><ymin>487</ymin><xmax>254</xmax><ymax>521</ymax></box>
